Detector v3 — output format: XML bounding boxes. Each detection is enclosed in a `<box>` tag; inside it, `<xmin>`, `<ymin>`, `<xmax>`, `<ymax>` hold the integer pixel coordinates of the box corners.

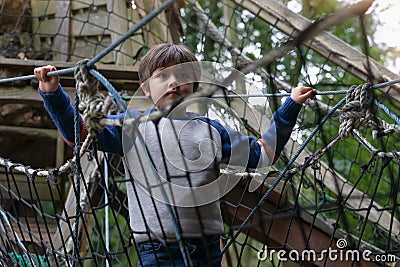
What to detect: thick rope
<box><xmin>339</xmin><ymin>84</ymin><xmax>400</xmax><ymax>139</ymax></box>
<box><xmin>339</xmin><ymin>84</ymin><xmax>375</xmax><ymax>139</ymax></box>
<box><xmin>74</xmin><ymin>59</ymin><xmax>117</xmax><ymax>131</ymax></box>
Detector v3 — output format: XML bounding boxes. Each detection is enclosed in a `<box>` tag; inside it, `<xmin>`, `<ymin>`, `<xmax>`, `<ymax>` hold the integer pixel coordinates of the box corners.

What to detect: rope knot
<box><xmin>74</xmin><ymin>59</ymin><xmax>116</xmax><ymax>130</ymax></box>
<box><xmin>339</xmin><ymin>83</ymin><xmax>382</xmax><ymax>139</ymax></box>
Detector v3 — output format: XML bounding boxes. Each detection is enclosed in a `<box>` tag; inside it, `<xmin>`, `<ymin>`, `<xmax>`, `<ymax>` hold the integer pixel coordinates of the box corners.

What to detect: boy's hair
<box><xmin>138</xmin><ymin>43</ymin><xmax>200</xmax><ymax>91</ymax></box>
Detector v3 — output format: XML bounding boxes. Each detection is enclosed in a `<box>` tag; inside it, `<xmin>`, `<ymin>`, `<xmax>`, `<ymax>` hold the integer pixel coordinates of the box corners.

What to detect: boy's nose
<box><xmin>168</xmin><ymin>75</ymin><xmax>179</xmax><ymax>89</ymax></box>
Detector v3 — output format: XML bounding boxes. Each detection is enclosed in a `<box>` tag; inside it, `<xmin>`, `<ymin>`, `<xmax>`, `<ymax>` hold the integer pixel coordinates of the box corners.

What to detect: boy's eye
<box><xmin>155</xmin><ymin>72</ymin><xmax>167</xmax><ymax>79</ymax></box>
<box><xmin>178</xmin><ymin>72</ymin><xmax>190</xmax><ymax>80</ymax></box>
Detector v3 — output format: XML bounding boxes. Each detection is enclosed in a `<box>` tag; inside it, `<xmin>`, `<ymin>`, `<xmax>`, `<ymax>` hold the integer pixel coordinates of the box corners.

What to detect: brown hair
<box><xmin>138</xmin><ymin>43</ymin><xmax>200</xmax><ymax>90</ymax></box>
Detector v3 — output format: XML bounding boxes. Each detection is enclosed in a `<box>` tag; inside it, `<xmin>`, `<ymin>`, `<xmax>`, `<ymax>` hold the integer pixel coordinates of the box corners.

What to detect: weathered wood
<box><xmin>126</xmin><ymin>7</ymin><xmax>146</xmax><ymax>60</ymax></box>
<box><xmin>51</xmin><ymin>154</ymin><xmax>98</xmax><ymax>255</ymax></box>
<box><xmin>53</xmin><ymin>0</ymin><xmax>71</xmax><ymax>62</ymax></box>
<box><xmin>0</xmin><ymin>170</ymin><xmax>60</xmax><ymax>201</ymax></box>
<box><xmin>0</xmin><ymin>125</ymin><xmax>58</xmax><ymax>139</ymax></box>
<box><xmin>284</xmin><ymin>140</ymin><xmax>400</xmax><ymax>242</ymax></box>
<box><xmin>31</xmin><ymin>0</ymin><xmax>57</xmax><ymax>16</ymax></box>
<box><xmin>71</xmin><ymin>9</ymin><xmax>111</xmax><ymax>37</ymax></box>
<box><xmin>30</xmin><ymin>0</ymin><xmax>144</xmax><ymax>65</ymax></box>
<box><xmin>0</xmin><ymin>86</ymin><xmax>42</xmax><ymax>104</ymax></box>
<box><xmin>69</xmin><ymin>36</ymin><xmax>115</xmax><ymax>64</ymax></box>
<box><xmin>0</xmin><ymin>58</ymin><xmax>139</xmax><ymax>81</ymax></box>
<box><xmin>56</xmin><ymin>133</ymin><xmax>65</xmax><ymax>168</ymax></box>
<box><xmin>35</xmin><ymin>17</ymin><xmax>58</xmax><ymax>36</ymax></box>
<box><xmin>30</xmin><ymin>0</ymin><xmax>47</xmax><ymax>51</ymax></box>
<box><xmin>71</xmin><ymin>0</ymin><xmax>108</xmax><ymax>10</ymax></box>
<box><xmin>136</xmin><ymin>0</ymin><xmax>172</xmax><ymax>45</ymax></box>
<box><xmin>223</xmin><ymin>185</ymin><xmax>380</xmax><ymax>267</ymax></box>
<box><xmin>8</xmin><ymin>218</ymin><xmax>58</xmax><ymax>247</ymax></box>
<box><xmin>31</xmin><ymin>0</ymin><xmax>109</xmax><ymax>18</ymax></box>
<box><xmin>233</xmin><ymin>0</ymin><xmax>400</xmax><ymax>103</ymax></box>
<box><xmin>165</xmin><ymin>0</ymin><xmax>185</xmax><ymax>43</ymax></box>
<box><xmin>107</xmin><ymin>1</ymin><xmax>133</xmax><ymax>65</ymax></box>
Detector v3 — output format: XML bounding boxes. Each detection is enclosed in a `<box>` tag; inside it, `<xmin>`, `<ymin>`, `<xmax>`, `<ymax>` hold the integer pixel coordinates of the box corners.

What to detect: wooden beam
<box><xmin>223</xmin><ymin>184</ymin><xmax>380</xmax><ymax>267</ymax></box>
<box><xmin>51</xmin><ymin>154</ymin><xmax>99</xmax><ymax>256</ymax></box>
<box><xmin>8</xmin><ymin>218</ymin><xmax>58</xmax><ymax>248</ymax></box>
<box><xmin>283</xmin><ymin>140</ymin><xmax>400</xmax><ymax>242</ymax></box>
<box><xmin>233</xmin><ymin>0</ymin><xmax>400</xmax><ymax>103</ymax></box>
<box><xmin>0</xmin><ymin>58</ymin><xmax>139</xmax><ymax>81</ymax></box>
<box><xmin>0</xmin><ymin>170</ymin><xmax>60</xmax><ymax>201</ymax></box>
<box><xmin>0</xmin><ymin>86</ymin><xmax>43</xmax><ymax>105</ymax></box>
<box><xmin>0</xmin><ymin>125</ymin><xmax>58</xmax><ymax>139</ymax></box>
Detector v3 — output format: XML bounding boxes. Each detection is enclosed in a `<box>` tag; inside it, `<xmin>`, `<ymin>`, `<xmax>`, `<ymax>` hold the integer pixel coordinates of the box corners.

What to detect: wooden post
<box><xmin>107</xmin><ymin>1</ymin><xmax>133</xmax><ymax>66</ymax></box>
<box><xmin>135</xmin><ymin>0</ymin><xmax>172</xmax><ymax>46</ymax></box>
<box><xmin>53</xmin><ymin>0</ymin><xmax>71</xmax><ymax>61</ymax></box>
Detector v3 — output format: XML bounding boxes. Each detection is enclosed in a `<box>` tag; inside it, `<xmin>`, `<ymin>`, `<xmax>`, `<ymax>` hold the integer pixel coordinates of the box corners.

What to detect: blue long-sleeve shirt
<box><xmin>40</xmin><ymin>84</ymin><xmax>301</xmax><ymax>166</ymax></box>
<box><xmin>39</xmin><ymin>85</ymin><xmax>302</xmax><ymax>242</ymax></box>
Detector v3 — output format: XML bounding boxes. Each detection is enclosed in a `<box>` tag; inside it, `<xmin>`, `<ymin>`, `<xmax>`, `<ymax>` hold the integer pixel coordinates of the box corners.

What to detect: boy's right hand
<box><xmin>34</xmin><ymin>65</ymin><xmax>59</xmax><ymax>93</ymax></box>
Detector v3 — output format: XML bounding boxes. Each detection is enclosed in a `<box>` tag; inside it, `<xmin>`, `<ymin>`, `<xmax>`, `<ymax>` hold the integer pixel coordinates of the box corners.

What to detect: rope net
<box><xmin>0</xmin><ymin>0</ymin><xmax>399</xmax><ymax>266</ymax></box>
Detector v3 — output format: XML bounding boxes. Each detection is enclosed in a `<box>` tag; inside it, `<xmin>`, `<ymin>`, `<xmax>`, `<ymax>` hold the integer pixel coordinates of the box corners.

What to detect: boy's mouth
<box><xmin>165</xmin><ymin>91</ymin><xmax>180</xmax><ymax>96</ymax></box>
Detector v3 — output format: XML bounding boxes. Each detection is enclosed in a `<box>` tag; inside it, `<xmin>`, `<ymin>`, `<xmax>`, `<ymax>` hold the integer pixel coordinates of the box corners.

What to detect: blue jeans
<box><xmin>137</xmin><ymin>235</ymin><xmax>222</xmax><ymax>267</ymax></box>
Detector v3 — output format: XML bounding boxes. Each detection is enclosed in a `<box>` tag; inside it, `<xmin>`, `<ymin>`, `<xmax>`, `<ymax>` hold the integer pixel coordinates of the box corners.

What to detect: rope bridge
<box><xmin>0</xmin><ymin>0</ymin><xmax>399</xmax><ymax>266</ymax></box>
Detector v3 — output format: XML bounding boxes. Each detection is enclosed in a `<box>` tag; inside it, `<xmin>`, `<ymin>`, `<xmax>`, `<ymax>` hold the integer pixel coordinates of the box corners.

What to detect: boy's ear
<box><xmin>141</xmin><ymin>83</ymin><xmax>151</xmax><ymax>97</ymax></box>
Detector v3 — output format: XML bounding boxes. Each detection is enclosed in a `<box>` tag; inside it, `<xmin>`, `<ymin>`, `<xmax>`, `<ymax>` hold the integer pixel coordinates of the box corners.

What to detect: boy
<box><xmin>35</xmin><ymin>43</ymin><xmax>316</xmax><ymax>267</ymax></box>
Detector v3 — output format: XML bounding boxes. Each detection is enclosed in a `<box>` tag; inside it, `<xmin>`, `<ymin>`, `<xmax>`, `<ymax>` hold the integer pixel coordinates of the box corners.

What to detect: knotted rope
<box><xmin>339</xmin><ymin>84</ymin><xmax>380</xmax><ymax>139</ymax></box>
<box><xmin>74</xmin><ymin>59</ymin><xmax>117</xmax><ymax>153</ymax></box>
<box><xmin>74</xmin><ymin>59</ymin><xmax>116</xmax><ymax>130</ymax></box>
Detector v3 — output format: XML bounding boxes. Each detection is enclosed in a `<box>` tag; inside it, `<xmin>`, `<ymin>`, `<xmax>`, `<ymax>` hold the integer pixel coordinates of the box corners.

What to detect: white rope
<box><xmin>339</xmin><ymin>83</ymin><xmax>400</xmax><ymax>139</ymax></box>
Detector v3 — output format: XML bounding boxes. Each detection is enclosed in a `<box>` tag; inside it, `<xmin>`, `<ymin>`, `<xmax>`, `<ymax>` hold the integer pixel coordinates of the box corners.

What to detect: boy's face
<box><xmin>142</xmin><ymin>64</ymin><xmax>195</xmax><ymax>109</ymax></box>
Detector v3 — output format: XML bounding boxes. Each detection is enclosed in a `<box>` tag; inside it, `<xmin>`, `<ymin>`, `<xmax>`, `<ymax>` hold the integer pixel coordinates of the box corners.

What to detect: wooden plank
<box><xmin>56</xmin><ymin>133</ymin><xmax>65</xmax><ymax>168</ymax></box>
<box><xmin>51</xmin><ymin>154</ymin><xmax>99</xmax><ymax>256</ymax></box>
<box><xmin>0</xmin><ymin>125</ymin><xmax>58</xmax><ymax>139</ymax></box>
<box><xmin>35</xmin><ymin>19</ymin><xmax>58</xmax><ymax>36</ymax></box>
<box><xmin>233</xmin><ymin>0</ymin><xmax>400</xmax><ymax>103</ymax></box>
<box><xmin>0</xmin><ymin>58</ymin><xmax>139</xmax><ymax>81</ymax></box>
<box><xmin>71</xmin><ymin>0</ymin><xmax>108</xmax><ymax>10</ymax></box>
<box><xmin>223</xmin><ymin>185</ymin><xmax>380</xmax><ymax>267</ymax></box>
<box><xmin>71</xmin><ymin>9</ymin><xmax>110</xmax><ymax>37</ymax></box>
<box><xmin>31</xmin><ymin>0</ymin><xmax>57</xmax><ymax>17</ymax></box>
<box><xmin>0</xmin><ymin>86</ymin><xmax>42</xmax><ymax>105</ymax></box>
<box><xmin>69</xmin><ymin>36</ymin><xmax>114</xmax><ymax>64</ymax></box>
<box><xmin>126</xmin><ymin>7</ymin><xmax>145</xmax><ymax>58</ymax></box>
<box><xmin>8</xmin><ymin>219</ymin><xmax>58</xmax><ymax>247</ymax></box>
<box><xmin>284</xmin><ymin>140</ymin><xmax>400</xmax><ymax>242</ymax></box>
<box><xmin>31</xmin><ymin>0</ymin><xmax>108</xmax><ymax>17</ymax></box>
<box><xmin>31</xmin><ymin>0</ymin><xmax>44</xmax><ymax>51</ymax></box>
<box><xmin>107</xmin><ymin>1</ymin><xmax>133</xmax><ymax>65</ymax></box>
<box><xmin>0</xmin><ymin>171</ymin><xmax>60</xmax><ymax>201</ymax></box>
<box><xmin>53</xmin><ymin>0</ymin><xmax>71</xmax><ymax>62</ymax></box>
<box><xmin>136</xmin><ymin>0</ymin><xmax>172</xmax><ymax>45</ymax></box>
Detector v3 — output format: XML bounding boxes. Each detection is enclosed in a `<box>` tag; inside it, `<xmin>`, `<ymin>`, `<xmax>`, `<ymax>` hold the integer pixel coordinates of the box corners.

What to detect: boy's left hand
<box><xmin>291</xmin><ymin>86</ymin><xmax>317</xmax><ymax>105</ymax></box>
